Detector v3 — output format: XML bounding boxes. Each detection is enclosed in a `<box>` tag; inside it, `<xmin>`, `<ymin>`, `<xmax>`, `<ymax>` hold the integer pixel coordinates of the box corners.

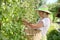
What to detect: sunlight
<box><xmin>46</xmin><ymin>0</ymin><xmax>58</xmax><ymax>4</ymax></box>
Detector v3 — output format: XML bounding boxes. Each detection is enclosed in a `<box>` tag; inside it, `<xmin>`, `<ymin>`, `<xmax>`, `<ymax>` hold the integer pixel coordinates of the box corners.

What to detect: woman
<box><xmin>22</xmin><ymin>5</ymin><xmax>51</xmax><ymax>40</ymax></box>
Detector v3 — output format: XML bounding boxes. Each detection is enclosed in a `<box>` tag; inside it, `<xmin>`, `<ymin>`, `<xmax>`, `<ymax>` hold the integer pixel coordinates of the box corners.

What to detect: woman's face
<box><xmin>38</xmin><ymin>11</ymin><xmax>44</xmax><ymax>17</ymax></box>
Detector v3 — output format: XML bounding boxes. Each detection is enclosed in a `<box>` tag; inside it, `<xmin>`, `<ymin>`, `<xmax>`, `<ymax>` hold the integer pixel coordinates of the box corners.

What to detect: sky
<box><xmin>46</xmin><ymin>0</ymin><xmax>58</xmax><ymax>4</ymax></box>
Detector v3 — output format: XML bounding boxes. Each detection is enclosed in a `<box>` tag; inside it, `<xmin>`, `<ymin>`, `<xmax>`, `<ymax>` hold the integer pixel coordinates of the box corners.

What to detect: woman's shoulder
<box><xmin>43</xmin><ymin>18</ymin><xmax>50</xmax><ymax>20</ymax></box>
<box><xmin>42</xmin><ymin>18</ymin><xmax>50</xmax><ymax>23</ymax></box>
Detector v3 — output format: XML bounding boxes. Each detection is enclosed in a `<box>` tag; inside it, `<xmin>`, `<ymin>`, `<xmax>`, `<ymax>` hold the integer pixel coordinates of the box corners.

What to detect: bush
<box><xmin>47</xmin><ymin>30</ymin><xmax>60</xmax><ymax>40</ymax></box>
<box><xmin>0</xmin><ymin>0</ymin><xmax>40</xmax><ymax>40</ymax></box>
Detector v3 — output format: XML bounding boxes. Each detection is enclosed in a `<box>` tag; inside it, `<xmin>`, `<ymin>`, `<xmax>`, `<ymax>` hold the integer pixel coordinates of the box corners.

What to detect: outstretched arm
<box><xmin>22</xmin><ymin>19</ymin><xmax>44</xmax><ymax>29</ymax></box>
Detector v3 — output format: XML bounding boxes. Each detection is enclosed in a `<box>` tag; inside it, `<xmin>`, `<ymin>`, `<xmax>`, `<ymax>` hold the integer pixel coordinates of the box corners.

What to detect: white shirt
<box><xmin>37</xmin><ymin>18</ymin><xmax>50</xmax><ymax>36</ymax></box>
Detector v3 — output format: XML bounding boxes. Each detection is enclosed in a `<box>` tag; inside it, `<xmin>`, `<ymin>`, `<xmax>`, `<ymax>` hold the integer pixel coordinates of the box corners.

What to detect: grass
<box><xmin>48</xmin><ymin>25</ymin><xmax>55</xmax><ymax>33</ymax></box>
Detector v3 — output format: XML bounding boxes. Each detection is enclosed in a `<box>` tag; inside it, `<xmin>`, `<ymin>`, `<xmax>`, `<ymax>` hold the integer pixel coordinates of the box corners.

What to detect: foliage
<box><xmin>47</xmin><ymin>29</ymin><xmax>60</xmax><ymax>40</ymax></box>
<box><xmin>0</xmin><ymin>0</ymin><xmax>41</xmax><ymax>40</ymax></box>
<box><xmin>47</xmin><ymin>4</ymin><xmax>60</xmax><ymax>22</ymax></box>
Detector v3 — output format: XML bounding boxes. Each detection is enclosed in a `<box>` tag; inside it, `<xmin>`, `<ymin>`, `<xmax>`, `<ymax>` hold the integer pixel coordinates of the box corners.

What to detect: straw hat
<box><xmin>36</xmin><ymin>5</ymin><xmax>51</xmax><ymax>14</ymax></box>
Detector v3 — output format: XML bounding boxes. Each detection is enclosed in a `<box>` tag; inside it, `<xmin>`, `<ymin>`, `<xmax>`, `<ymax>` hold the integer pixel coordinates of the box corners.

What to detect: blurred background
<box><xmin>0</xmin><ymin>0</ymin><xmax>60</xmax><ymax>40</ymax></box>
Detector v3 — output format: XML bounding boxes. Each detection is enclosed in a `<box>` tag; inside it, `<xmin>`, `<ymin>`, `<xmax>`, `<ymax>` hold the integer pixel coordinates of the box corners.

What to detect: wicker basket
<box><xmin>24</xmin><ymin>28</ymin><xmax>41</xmax><ymax>40</ymax></box>
<box><xmin>24</xmin><ymin>28</ymin><xmax>40</xmax><ymax>35</ymax></box>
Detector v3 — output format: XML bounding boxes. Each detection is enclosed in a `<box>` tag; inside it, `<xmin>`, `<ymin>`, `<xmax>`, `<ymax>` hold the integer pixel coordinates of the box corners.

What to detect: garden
<box><xmin>0</xmin><ymin>0</ymin><xmax>60</xmax><ymax>40</ymax></box>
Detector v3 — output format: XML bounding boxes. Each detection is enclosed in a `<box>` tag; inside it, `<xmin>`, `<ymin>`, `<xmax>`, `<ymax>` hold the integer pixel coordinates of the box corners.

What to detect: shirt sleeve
<box><xmin>41</xmin><ymin>18</ymin><xmax>50</xmax><ymax>27</ymax></box>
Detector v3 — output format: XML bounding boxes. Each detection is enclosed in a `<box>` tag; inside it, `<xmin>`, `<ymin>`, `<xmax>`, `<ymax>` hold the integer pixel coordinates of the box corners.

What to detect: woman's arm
<box><xmin>22</xmin><ymin>19</ymin><xmax>44</xmax><ymax>29</ymax></box>
<box><xmin>31</xmin><ymin>21</ymin><xmax>43</xmax><ymax>28</ymax></box>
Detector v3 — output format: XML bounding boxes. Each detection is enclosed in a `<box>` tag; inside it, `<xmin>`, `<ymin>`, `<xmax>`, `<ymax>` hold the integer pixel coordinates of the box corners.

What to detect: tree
<box><xmin>0</xmin><ymin>0</ymin><xmax>42</xmax><ymax>40</ymax></box>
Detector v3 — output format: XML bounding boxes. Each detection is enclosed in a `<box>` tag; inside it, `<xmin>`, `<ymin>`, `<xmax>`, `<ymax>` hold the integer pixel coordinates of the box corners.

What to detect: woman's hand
<box><xmin>21</xmin><ymin>18</ymin><xmax>32</xmax><ymax>27</ymax></box>
<box><xmin>22</xmin><ymin>18</ymin><xmax>28</xmax><ymax>24</ymax></box>
<box><xmin>21</xmin><ymin>18</ymin><xmax>29</xmax><ymax>25</ymax></box>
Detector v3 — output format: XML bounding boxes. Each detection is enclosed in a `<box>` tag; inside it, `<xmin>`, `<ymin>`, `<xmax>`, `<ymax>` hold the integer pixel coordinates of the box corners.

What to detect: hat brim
<box><xmin>36</xmin><ymin>9</ymin><xmax>51</xmax><ymax>14</ymax></box>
